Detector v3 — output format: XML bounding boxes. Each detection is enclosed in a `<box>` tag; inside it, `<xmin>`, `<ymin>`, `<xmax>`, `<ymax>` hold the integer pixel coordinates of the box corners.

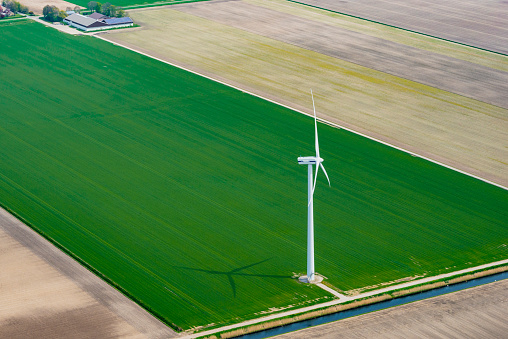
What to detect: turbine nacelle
<box><xmin>298</xmin><ymin>156</ymin><xmax>324</xmax><ymax>165</ymax></box>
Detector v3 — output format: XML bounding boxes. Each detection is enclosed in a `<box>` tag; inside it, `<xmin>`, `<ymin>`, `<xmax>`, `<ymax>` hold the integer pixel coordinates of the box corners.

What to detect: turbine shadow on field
<box><xmin>175</xmin><ymin>259</ymin><xmax>291</xmax><ymax>297</ymax></box>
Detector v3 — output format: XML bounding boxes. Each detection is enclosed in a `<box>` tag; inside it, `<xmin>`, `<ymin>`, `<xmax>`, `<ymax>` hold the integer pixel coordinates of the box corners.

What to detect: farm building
<box><xmin>0</xmin><ymin>5</ymin><xmax>12</xmax><ymax>18</ymax></box>
<box><xmin>89</xmin><ymin>12</ymin><xmax>107</xmax><ymax>20</ymax></box>
<box><xmin>64</xmin><ymin>13</ymin><xmax>133</xmax><ymax>31</ymax></box>
<box><xmin>64</xmin><ymin>13</ymin><xmax>107</xmax><ymax>31</ymax></box>
<box><xmin>103</xmin><ymin>17</ymin><xmax>134</xmax><ymax>29</ymax></box>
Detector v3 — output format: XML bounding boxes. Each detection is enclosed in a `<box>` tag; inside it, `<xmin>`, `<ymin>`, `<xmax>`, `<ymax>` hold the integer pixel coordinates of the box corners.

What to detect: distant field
<box><xmin>1</xmin><ymin>19</ymin><xmax>507</xmax><ymax>331</ymax></box>
<box><xmin>21</xmin><ymin>0</ymin><xmax>82</xmax><ymax>15</ymax></box>
<box><xmin>291</xmin><ymin>0</ymin><xmax>508</xmax><ymax>55</ymax></box>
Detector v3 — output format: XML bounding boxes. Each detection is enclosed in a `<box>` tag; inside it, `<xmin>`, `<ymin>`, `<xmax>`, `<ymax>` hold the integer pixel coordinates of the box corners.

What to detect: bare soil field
<box><xmin>274</xmin><ymin>278</ymin><xmax>508</xmax><ymax>338</ymax></box>
<box><xmin>293</xmin><ymin>0</ymin><xmax>508</xmax><ymax>55</ymax></box>
<box><xmin>0</xmin><ymin>207</ymin><xmax>176</xmax><ymax>339</ymax></box>
<box><xmin>105</xmin><ymin>0</ymin><xmax>508</xmax><ymax>186</ymax></box>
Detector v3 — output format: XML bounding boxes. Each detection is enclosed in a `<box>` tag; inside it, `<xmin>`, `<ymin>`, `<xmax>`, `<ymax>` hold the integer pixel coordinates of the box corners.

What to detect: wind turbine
<box><xmin>298</xmin><ymin>90</ymin><xmax>330</xmax><ymax>283</ymax></box>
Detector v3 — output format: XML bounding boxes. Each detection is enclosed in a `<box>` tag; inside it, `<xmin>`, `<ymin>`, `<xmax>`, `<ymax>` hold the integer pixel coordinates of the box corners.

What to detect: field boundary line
<box><xmin>94</xmin><ymin>35</ymin><xmax>508</xmax><ymax>191</ymax></box>
<box><xmin>180</xmin><ymin>259</ymin><xmax>508</xmax><ymax>338</ymax></box>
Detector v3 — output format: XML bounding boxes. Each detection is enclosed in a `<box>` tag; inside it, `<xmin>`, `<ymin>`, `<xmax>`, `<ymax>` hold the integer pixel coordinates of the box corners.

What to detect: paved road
<box><xmin>175</xmin><ymin>0</ymin><xmax>508</xmax><ymax>109</ymax></box>
<box><xmin>292</xmin><ymin>0</ymin><xmax>508</xmax><ymax>55</ymax></box>
<box><xmin>275</xmin><ymin>278</ymin><xmax>508</xmax><ymax>338</ymax></box>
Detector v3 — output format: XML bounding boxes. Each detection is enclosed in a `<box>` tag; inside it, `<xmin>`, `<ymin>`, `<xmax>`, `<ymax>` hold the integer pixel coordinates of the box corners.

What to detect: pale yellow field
<box><xmin>106</xmin><ymin>0</ymin><xmax>508</xmax><ymax>186</ymax></box>
<box><xmin>20</xmin><ymin>0</ymin><xmax>81</xmax><ymax>14</ymax></box>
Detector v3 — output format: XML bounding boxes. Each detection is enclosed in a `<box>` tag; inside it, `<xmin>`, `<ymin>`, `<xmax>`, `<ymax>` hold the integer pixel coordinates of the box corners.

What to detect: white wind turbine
<box><xmin>297</xmin><ymin>90</ymin><xmax>330</xmax><ymax>283</ymax></box>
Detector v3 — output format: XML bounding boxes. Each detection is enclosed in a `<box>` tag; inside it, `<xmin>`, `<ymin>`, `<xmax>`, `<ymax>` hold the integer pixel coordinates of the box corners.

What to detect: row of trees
<box><xmin>87</xmin><ymin>1</ymin><xmax>125</xmax><ymax>17</ymax></box>
<box><xmin>2</xmin><ymin>0</ymin><xmax>29</xmax><ymax>14</ymax></box>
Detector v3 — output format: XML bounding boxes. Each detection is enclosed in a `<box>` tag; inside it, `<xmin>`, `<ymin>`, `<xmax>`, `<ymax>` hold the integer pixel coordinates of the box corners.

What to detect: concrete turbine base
<box><xmin>298</xmin><ymin>274</ymin><xmax>324</xmax><ymax>284</ymax></box>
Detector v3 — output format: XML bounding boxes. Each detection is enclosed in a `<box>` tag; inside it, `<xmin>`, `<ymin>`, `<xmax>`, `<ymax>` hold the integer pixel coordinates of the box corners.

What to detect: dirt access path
<box><xmin>0</xmin><ymin>206</ymin><xmax>176</xmax><ymax>338</ymax></box>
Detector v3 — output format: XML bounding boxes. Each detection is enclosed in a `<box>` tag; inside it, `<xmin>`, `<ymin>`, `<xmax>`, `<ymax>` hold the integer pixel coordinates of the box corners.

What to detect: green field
<box><xmin>1</xmin><ymin>20</ymin><xmax>507</xmax><ymax>330</ymax></box>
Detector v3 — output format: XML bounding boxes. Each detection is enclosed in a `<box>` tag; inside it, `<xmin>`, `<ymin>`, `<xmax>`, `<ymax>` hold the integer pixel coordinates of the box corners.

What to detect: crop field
<box><xmin>1</xmin><ymin>19</ymin><xmax>507</xmax><ymax>331</ymax></box>
<box><xmin>292</xmin><ymin>0</ymin><xmax>508</xmax><ymax>55</ymax></box>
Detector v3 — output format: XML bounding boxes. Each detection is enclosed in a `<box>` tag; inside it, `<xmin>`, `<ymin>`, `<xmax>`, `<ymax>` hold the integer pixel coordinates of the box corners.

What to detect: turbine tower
<box><xmin>298</xmin><ymin>90</ymin><xmax>330</xmax><ymax>283</ymax></box>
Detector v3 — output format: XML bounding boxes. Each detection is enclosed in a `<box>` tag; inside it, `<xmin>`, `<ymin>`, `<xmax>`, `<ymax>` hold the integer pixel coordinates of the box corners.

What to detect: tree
<box><xmin>42</xmin><ymin>4</ymin><xmax>59</xmax><ymax>21</ymax></box>
<box><xmin>87</xmin><ymin>1</ymin><xmax>97</xmax><ymax>12</ymax></box>
<box><xmin>115</xmin><ymin>8</ymin><xmax>125</xmax><ymax>17</ymax></box>
<box><xmin>57</xmin><ymin>10</ymin><xmax>66</xmax><ymax>21</ymax></box>
<box><xmin>73</xmin><ymin>5</ymin><xmax>80</xmax><ymax>13</ymax></box>
<box><xmin>100</xmin><ymin>2</ymin><xmax>111</xmax><ymax>15</ymax></box>
<box><xmin>5</xmin><ymin>1</ymin><xmax>19</xmax><ymax>12</ymax></box>
<box><xmin>42</xmin><ymin>4</ymin><xmax>52</xmax><ymax>17</ymax></box>
<box><xmin>108</xmin><ymin>5</ymin><xmax>116</xmax><ymax>17</ymax></box>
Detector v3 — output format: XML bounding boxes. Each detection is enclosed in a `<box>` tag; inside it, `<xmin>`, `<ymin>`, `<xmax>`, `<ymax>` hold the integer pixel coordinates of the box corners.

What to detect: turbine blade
<box><xmin>320</xmin><ymin>163</ymin><xmax>331</xmax><ymax>186</ymax></box>
<box><xmin>311</xmin><ymin>90</ymin><xmax>320</xmax><ymax>158</ymax></box>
